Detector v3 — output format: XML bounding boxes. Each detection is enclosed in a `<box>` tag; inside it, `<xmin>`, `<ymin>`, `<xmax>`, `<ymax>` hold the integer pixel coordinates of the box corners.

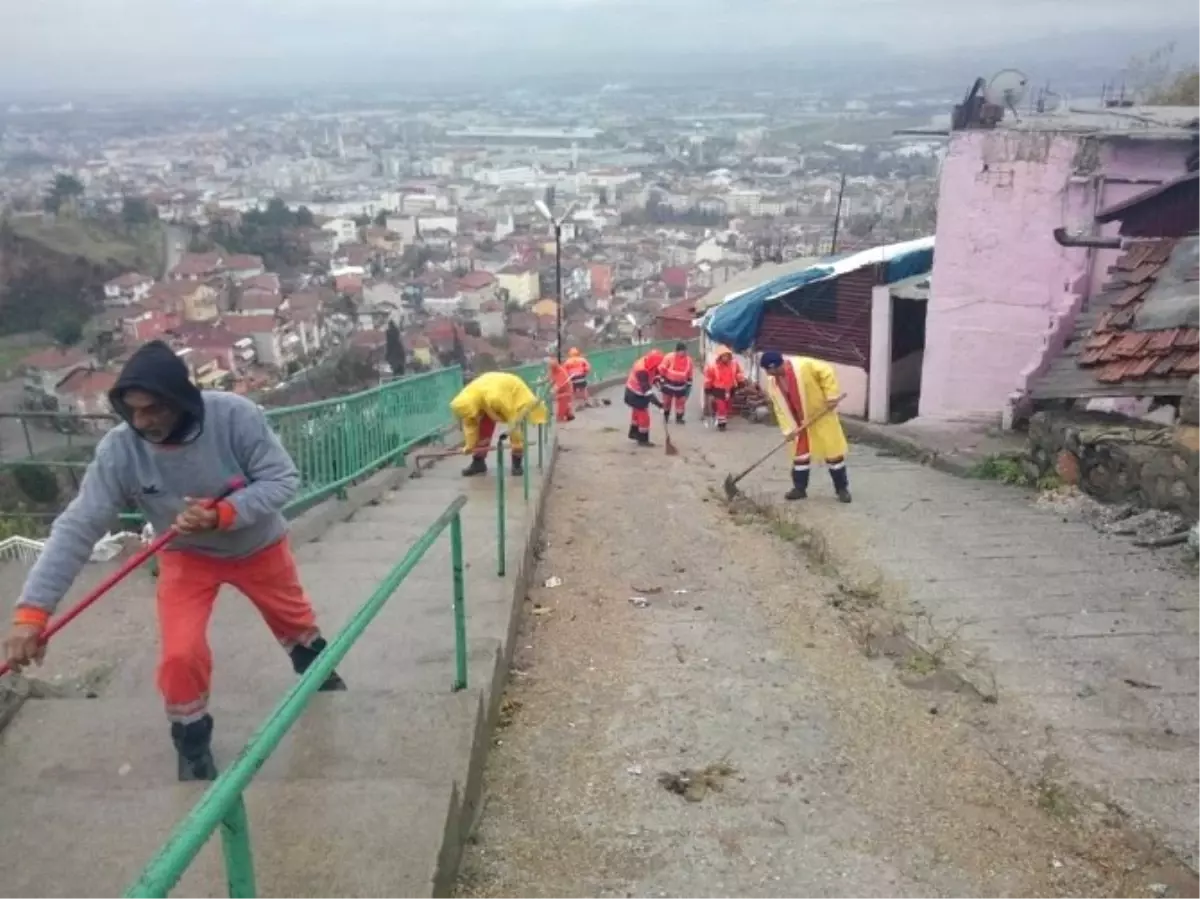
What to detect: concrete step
<box><xmin>2</xmin><ymin>777</ymin><xmax>458</xmax><ymax>898</ymax></box>
<box><xmin>0</xmin><ymin>689</ymin><xmax>487</xmax><ymax>897</ymax></box>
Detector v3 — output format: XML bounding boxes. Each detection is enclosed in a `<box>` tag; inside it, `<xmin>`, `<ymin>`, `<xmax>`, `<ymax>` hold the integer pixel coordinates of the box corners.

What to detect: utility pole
<box><xmin>553</xmin><ymin>222</ymin><xmax>563</xmax><ymax>363</ymax></box>
<box><xmin>830</xmin><ymin>171</ymin><xmax>847</xmax><ymax>255</ymax></box>
<box><xmin>535</xmin><ymin>198</ymin><xmax>577</xmax><ymax>364</ymax></box>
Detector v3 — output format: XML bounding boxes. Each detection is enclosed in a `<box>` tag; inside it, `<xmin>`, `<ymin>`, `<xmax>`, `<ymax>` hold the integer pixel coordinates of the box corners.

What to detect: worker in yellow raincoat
<box><xmin>760</xmin><ymin>351</ymin><xmax>851</xmax><ymax>503</ymax></box>
<box><xmin>450</xmin><ymin>371</ymin><xmax>548</xmax><ymax>478</ymax></box>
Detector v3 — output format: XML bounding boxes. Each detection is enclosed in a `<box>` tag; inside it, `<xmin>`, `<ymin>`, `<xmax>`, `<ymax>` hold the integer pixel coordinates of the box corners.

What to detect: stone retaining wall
<box><xmin>1028</xmin><ymin>408</ymin><xmax>1199</xmax><ymax>522</ymax></box>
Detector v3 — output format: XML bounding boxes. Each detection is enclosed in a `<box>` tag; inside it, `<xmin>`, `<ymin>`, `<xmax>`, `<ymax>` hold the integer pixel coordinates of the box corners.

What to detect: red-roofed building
<box><xmin>589</xmin><ymin>262</ymin><xmax>614</xmax><ymax>299</ymax></box>
<box><xmin>223</xmin><ymin>254</ymin><xmax>266</xmax><ymax>281</ymax></box>
<box><xmin>654</xmin><ymin>298</ymin><xmax>700</xmax><ymax>341</ymax></box>
<box><xmin>661</xmin><ymin>266</ymin><xmax>689</xmax><ymax>291</ymax></box>
<box><xmin>55</xmin><ymin>368</ymin><xmax>119</xmax><ymax>417</ymax></box>
<box><xmin>169</xmin><ymin>252</ymin><xmax>224</xmax><ymax>281</ymax></box>
<box><xmin>124</xmin><ymin>307</ymin><xmax>181</xmax><ymax>344</ymax></box>
<box><xmin>104</xmin><ymin>272</ymin><xmax>154</xmax><ymax>306</ymax></box>
<box><xmin>21</xmin><ymin>346</ymin><xmax>95</xmax><ymax>398</ymax></box>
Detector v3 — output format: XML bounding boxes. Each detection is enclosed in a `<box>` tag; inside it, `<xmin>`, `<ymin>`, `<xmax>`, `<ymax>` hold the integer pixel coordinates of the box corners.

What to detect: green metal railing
<box><xmin>46</xmin><ymin>340</ymin><xmax>697</xmax><ymax>896</ymax></box>
<box><xmin>267</xmin><ymin>367</ymin><xmax>463</xmax><ymax>514</ymax></box>
<box><xmin>124</xmin><ymin>495</ymin><xmax>469</xmax><ymax>898</ymax></box>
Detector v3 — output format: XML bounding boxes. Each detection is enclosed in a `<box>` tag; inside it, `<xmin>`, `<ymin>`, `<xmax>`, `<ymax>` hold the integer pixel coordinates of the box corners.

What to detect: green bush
<box><xmin>12</xmin><ymin>463</ymin><xmax>60</xmax><ymax>505</ymax></box>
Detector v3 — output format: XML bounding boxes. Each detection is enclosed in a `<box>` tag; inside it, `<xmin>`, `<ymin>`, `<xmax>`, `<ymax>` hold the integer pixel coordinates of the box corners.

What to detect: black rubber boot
<box><xmin>511</xmin><ymin>454</ymin><xmax>524</xmax><ymax>476</ymax></box>
<box><xmin>663</xmin><ymin>410</ymin><xmax>671</xmax><ymax>426</ymax></box>
<box><xmin>717</xmin><ymin>422</ymin><xmax>727</xmax><ymax>432</ymax></box>
<box><xmin>627</xmin><ymin>424</ymin><xmax>639</xmax><ymax>441</ymax></box>
<box><xmin>461</xmin><ymin>456</ymin><xmax>487</xmax><ymax>477</ymax></box>
<box><xmin>830</xmin><ymin>464</ymin><xmax>852</xmax><ymax>504</ymax></box>
<box><xmin>290</xmin><ymin>637</ymin><xmax>348</xmax><ymax>691</ymax></box>
<box><xmin>675</xmin><ymin>414</ymin><xmax>686</xmax><ymax>425</ymax></box>
<box><xmin>637</xmin><ymin>434</ymin><xmax>655</xmax><ymax>448</ymax></box>
<box><xmin>786</xmin><ymin>466</ymin><xmax>810</xmax><ymax>501</ymax></box>
<box><xmin>171</xmin><ymin>714</ymin><xmax>218</xmax><ymax>782</ymax></box>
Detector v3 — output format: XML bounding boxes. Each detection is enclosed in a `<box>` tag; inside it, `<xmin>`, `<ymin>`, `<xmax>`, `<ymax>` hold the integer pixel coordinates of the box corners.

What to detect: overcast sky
<box><xmin>2</xmin><ymin>0</ymin><xmax>1197</xmax><ymax>94</ymax></box>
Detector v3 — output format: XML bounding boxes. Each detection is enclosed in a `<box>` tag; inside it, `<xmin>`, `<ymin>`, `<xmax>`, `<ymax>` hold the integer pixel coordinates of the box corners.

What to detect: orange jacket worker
<box><xmin>658</xmin><ymin>342</ymin><xmax>694</xmax><ymax>425</ymax></box>
<box><xmin>624</xmin><ymin>349</ymin><xmax>665</xmax><ymax>446</ymax></box>
<box><xmin>702</xmin><ymin>346</ymin><xmax>746</xmax><ymax>431</ymax></box>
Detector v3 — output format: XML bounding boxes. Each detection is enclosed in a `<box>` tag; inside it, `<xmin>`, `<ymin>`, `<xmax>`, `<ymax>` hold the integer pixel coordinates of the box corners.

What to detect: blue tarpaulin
<box><xmin>702</xmin><ymin>264</ymin><xmax>835</xmax><ymax>352</ymax></box>
<box><xmin>701</xmin><ymin>237</ymin><xmax>934</xmax><ymax>352</ymax></box>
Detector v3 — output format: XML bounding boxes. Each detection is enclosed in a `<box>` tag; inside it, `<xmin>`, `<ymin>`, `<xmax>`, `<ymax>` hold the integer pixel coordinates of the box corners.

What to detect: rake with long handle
<box><xmin>0</xmin><ymin>477</ymin><xmax>247</xmax><ymax>678</ymax></box>
<box><xmin>721</xmin><ymin>395</ymin><xmax>846</xmax><ymax>501</ymax></box>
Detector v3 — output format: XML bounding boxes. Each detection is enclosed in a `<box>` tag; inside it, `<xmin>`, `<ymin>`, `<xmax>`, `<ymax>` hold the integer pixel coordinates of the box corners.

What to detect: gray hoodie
<box><xmin>17</xmin><ymin>389</ymin><xmax>298</xmax><ymax>618</ymax></box>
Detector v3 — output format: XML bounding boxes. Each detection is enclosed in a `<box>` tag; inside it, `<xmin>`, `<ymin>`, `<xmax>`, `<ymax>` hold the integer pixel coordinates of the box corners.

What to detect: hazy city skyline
<box><xmin>1</xmin><ymin>0</ymin><xmax>1197</xmax><ymax>95</ymax></box>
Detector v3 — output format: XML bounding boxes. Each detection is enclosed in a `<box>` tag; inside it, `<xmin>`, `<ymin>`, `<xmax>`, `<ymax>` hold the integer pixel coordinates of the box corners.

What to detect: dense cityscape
<box><xmin>0</xmin><ymin>84</ymin><xmax>945</xmax><ymax>424</ymax></box>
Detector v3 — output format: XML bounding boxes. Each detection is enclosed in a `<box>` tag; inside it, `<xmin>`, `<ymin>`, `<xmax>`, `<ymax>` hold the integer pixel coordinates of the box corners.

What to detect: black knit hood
<box><xmin>109</xmin><ymin>340</ymin><xmax>205</xmax><ymax>444</ymax></box>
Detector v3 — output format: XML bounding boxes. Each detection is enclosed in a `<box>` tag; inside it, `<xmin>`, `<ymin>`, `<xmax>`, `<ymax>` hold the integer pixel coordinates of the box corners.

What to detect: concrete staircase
<box><xmin>0</xmin><ymin>445</ymin><xmax>555</xmax><ymax>897</ymax></box>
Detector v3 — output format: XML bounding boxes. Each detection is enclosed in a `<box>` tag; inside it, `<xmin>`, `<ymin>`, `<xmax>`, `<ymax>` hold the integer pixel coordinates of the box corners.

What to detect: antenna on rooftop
<box><xmin>984</xmin><ymin>68</ymin><xmax>1029</xmax><ymax>120</ymax></box>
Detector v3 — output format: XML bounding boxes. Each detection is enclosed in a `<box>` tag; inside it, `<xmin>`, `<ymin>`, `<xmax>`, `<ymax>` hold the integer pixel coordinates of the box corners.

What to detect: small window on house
<box><xmin>778</xmin><ymin>280</ymin><xmax>838</xmax><ymax>324</ymax></box>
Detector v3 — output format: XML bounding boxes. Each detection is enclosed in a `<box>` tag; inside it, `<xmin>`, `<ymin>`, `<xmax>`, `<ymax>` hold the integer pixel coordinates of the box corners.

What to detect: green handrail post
<box><xmin>219</xmin><ymin>797</ymin><xmax>256</xmax><ymax>898</ymax></box>
<box><xmin>124</xmin><ymin>495</ymin><xmax>470</xmax><ymax>898</ymax></box>
<box><xmin>521</xmin><ymin>420</ymin><xmax>530</xmax><ymax>502</ymax></box>
<box><xmin>495</xmin><ymin>439</ymin><xmax>506</xmax><ymax>577</ymax></box>
<box><xmin>450</xmin><ymin>510</ymin><xmax>467</xmax><ymax>692</ymax></box>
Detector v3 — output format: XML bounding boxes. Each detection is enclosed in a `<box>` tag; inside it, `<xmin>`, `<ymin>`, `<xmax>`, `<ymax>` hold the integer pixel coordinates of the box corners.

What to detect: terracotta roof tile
<box><xmin>1112</xmin><ymin>331</ymin><xmax>1151</xmax><ymax>357</ymax></box>
<box><xmin>1129</xmin><ymin>262</ymin><xmax>1160</xmax><ymax>283</ymax></box>
<box><xmin>1074</xmin><ymin>237</ymin><xmax>1197</xmax><ymax>389</ymax></box>
<box><xmin>1145</xmin><ymin>328</ymin><xmax>1181</xmax><ymax>353</ymax></box>
<box><xmin>1176</xmin><ymin>351</ymin><xmax>1200</xmax><ymax>375</ymax></box>
<box><xmin>1112</xmin><ymin>283</ymin><xmax>1150</xmax><ymax>307</ymax></box>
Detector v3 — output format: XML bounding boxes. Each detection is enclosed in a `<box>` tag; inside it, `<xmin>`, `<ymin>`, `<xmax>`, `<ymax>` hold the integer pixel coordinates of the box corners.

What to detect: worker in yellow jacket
<box><xmin>450</xmin><ymin>371</ymin><xmax>548</xmax><ymax>478</ymax></box>
<box><xmin>760</xmin><ymin>351</ymin><xmax>851</xmax><ymax>503</ymax></box>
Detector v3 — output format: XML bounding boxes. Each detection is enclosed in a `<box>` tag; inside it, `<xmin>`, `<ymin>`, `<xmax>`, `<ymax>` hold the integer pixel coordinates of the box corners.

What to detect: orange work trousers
<box><xmin>156</xmin><ymin>538</ymin><xmax>320</xmax><ymax>723</ymax></box>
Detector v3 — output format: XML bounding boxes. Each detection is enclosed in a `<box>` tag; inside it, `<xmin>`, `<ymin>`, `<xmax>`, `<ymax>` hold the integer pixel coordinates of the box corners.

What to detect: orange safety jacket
<box><xmin>659</xmin><ymin>351</ymin><xmax>694</xmax><ymax>389</ymax></box>
<box><xmin>703</xmin><ymin>356</ymin><xmax>745</xmax><ymax>393</ymax></box>
<box><xmin>624</xmin><ymin>351</ymin><xmax>664</xmax><ymax>407</ymax></box>
<box><xmin>563</xmin><ymin>355</ymin><xmax>590</xmax><ymax>383</ymax></box>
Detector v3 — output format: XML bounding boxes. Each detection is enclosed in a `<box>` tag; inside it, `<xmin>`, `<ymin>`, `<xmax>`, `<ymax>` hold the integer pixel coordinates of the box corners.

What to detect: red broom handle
<box><xmin>0</xmin><ymin>477</ymin><xmax>246</xmax><ymax>677</ymax></box>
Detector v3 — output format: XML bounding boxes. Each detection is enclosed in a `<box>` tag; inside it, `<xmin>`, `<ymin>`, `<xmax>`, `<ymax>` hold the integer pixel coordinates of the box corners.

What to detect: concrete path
<box><xmin>458</xmin><ymin>389</ymin><xmax>1198</xmax><ymax>898</ymax></box>
<box><xmin>687</xmin><ymin>413</ymin><xmax>1199</xmax><ymax>870</ymax></box>
<box><xmin>0</xmin><ymin>438</ymin><xmax>555</xmax><ymax>897</ymax></box>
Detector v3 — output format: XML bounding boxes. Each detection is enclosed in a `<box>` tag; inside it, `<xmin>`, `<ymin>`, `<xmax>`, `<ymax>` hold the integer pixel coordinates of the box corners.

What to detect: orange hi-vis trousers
<box><xmin>156</xmin><ymin>538</ymin><xmax>321</xmax><ymax>724</ymax></box>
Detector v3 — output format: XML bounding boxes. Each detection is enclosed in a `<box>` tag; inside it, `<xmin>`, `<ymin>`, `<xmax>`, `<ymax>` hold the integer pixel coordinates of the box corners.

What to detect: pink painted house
<box><xmin>917</xmin><ymin>104</ymin><xmax>1198</xmax><ymax>423</ymax></box>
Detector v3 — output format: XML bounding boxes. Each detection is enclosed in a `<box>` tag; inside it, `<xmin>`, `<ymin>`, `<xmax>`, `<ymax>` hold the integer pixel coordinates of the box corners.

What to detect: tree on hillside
<box><xmin>385</xmin><ymin>321</ymin><xmax>406</xmax><ymax>376</ymax></box>
<box><xmin>43</xmin><ymin>173</ymin><xmax>84</xmax><ymax>215</ymax></box>
<box><xmin>296</xmin><ymin>206</ymin><xmax>315</xmax><ymax>227</ymax></box>
<box><xmin>373</xmin><ymin>210</ymin><xmax>388</xmax><ymax>227</ymax></box>
<box><xmin>49</xmin><ymin>314</ymin><xmax>85</xmax><ymax>348</ymax></box>
<box><xmin>121</xmin><ymin>197</ymin><xmax>157</xmax><ymax>225</ymax></box>
<box><xmin>353</xmin><ymin>214</ymin><xmax>371</xmax><ymax>228</ymax></box>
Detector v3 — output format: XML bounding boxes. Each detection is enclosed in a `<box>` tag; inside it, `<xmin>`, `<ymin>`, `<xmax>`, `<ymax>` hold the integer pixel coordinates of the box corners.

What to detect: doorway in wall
<box><xmin>889</xmin><ymin>294</ymin><xmax>927</xmax><ymax>423</ymax></box>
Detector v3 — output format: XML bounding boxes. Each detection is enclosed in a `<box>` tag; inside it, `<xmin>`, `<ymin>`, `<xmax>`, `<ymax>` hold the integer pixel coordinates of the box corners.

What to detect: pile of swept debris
<box><xmin>1036</xmin><ymin>486</ymin><xmax>1197</xmax><ymax>554</ymax></box>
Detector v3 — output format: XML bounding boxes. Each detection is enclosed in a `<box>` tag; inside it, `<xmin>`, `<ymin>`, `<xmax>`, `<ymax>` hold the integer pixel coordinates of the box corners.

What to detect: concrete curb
<box><xmin>841</xmin><ymin>417</ymin><xmax>989</xmax><ymax>479</ymax></box>
<box><xmin>434</xmin><ymin>429</ymin><xmax>561</xmax><ymax>896</ymax></box>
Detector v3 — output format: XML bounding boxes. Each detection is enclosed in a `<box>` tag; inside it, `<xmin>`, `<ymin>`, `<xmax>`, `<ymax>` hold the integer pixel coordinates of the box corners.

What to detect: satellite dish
<box><xmin>985</xmin><ymin>69</ymin><xmax>1029</xmax><ymax>115</ymax></box>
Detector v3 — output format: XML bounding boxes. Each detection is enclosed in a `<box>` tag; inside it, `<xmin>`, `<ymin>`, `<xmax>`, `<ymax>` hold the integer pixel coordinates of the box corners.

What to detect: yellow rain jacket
<box><xmin>450</xmin><ymin>371</ymin><xmax>548</xmax><ymax>454</ymax></box>
<box><xmin>764</xmin><ymin>355</ymin><xmax>848</xmax><ymax>462</ymax></box>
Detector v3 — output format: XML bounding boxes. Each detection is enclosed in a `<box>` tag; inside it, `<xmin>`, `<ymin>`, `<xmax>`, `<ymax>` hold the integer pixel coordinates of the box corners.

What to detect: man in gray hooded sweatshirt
<box><xmin>4</xmin><ymin>340</ymin><xmax>345</xmax><ymax>781</ymax></box>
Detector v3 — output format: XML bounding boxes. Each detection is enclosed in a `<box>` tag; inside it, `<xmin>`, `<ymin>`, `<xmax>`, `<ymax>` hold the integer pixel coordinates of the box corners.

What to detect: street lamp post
<box><xmin>535</xmin><ymin>199</ymin><xmax>577</xmax><ymax>363</ymax></box>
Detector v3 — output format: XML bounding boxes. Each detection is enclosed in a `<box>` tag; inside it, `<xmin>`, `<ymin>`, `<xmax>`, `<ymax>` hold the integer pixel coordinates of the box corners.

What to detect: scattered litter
<box><xmin>629</xmin><ymin>596</ymin><xmax>651</xmax><ymax>609</ymax></box>
<box><xmin>672</xmin><ymin>589</ymin><xmax>689</xmax><ymax>595</ymax></box>
<box><xmin>543</xmin><ymin>576</ymin><xmax>563</xmax><ymax>588</ymax></box>
<box><xmin>1148</xmin><ymin>883</ymin><xmax>1169</xmax><ymax>897</ymax></box>
<box><xmin>532</xmin><ymin>605</ymin><xmax>553</xmax><ymax>616</ymax></box>
<box><xmin>1051</xmin><ymin>857</ymin><xmax>1063</xmax><ymax>869</ymax></box>
<box><xmin>117</xmin><ymin>763</ymin><xmax>131</xmax><ymax>777</ymax></box>
<box><xmin>657</xmin><ymin>759</ymin><xmax>738</xmax><ymax>803</ymax></box>
<box><xmin>631</xmin><ymin>585</ymin><xmax>663</xmax><ymax>595</ymax></box>
<box><xmin>1123</xmin><ymin>678</ymin><xmax>1160</xmax><ymax>690</ymax></box>
<box><xmin>626</xmin><ymin>764</ymin><xmax>643</xmax><ymax>776</ymax></box>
